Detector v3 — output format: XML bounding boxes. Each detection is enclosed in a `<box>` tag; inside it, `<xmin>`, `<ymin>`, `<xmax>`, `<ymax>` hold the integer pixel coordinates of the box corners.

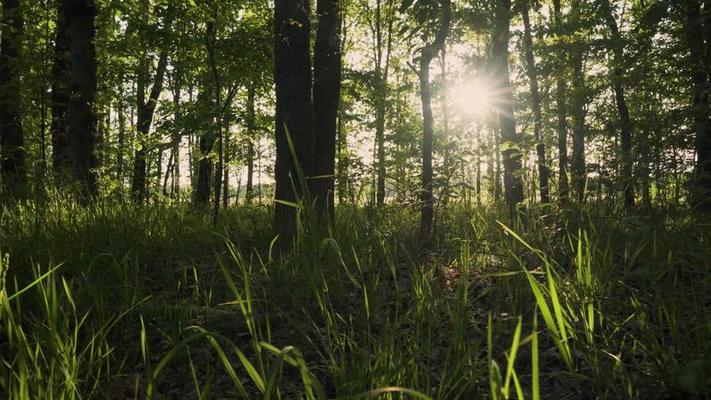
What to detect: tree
<box><xmin>67</xmin><ymin>0</ymin><xmax>100</xmax><ymax>198</ymax></box>
<box><xmin>569</xmin><ymin>0</ymin><xmax>587</xmax><ymax>204</ymax></box>
<box><xmin>521</xmin><ymin>0</ymin><xmax>549</xmax><ymax>204</ymax></box>
<box><xmin>492</xmin><ymin>0</ymin><xmax>524</xmax><ymax>214</ymax></box>
<box><xmin>313</xmin><ymin>0</ymin><xmax>343</xmax><ymax>221</ymax></box>
<box><xmin>416</xmin><ymin>0</ymin><xmax>451</xmax><ymax>241</ymax></box>
<box><xmin>683</xmin><ymin>0</ymin><xmax>711</xmax><ymax>210</ymax></box>
<box><xmin>0</xmin><ymin>0</ymin><xmax>26</xmax><ymax>196</ymax></box>
<box><xmin>552</xmin><ymin>0</ymin><xmax>569</xmax><ymax>205</ymax></box>
<box><xmin>274</xmin><ymin>0</ymin><xmax>314</xmax><ymax>239</ymax></box>
<box><xmin>51</xmin><ymin>0</ymin><xmax>71</xmax><ymax>180</ymax></box>
<box><xmin>131</xmin><ymin>0</ymin><xmax>170</xmax><ymax>203</ymax></box>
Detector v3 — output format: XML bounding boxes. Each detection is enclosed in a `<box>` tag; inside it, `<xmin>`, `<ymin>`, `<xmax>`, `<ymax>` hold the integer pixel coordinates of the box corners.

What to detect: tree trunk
<box><xmin>132</xmin><ymin>51</ymin><xmax>168</xmax><ymax>203</ymax></box>
<box><xmin>67</xmin><ymin>0</ymin><xmax>100</xmax><ymax>198</ymax></box>
<box><xmin>521</xmin><ymin>0</ymin><xmax>550</xmax><ymax>204</ymax></box>
<box><xmin>245</xmin><ymin>82</ymin><xmax>256</xmax><ymax>204</ymax></box>
<box><xmin>552</xmin><ymin>0</ymin><xmax>569</xmax><ymax>205</ymax></box>
<box><xmin>601</xmin><ymin>0</ymin><xmax>634</xmax><ymax>210</ymax></box>
<box><xmin>313</xmin><ymin>0</ymin><xmax>342</xmax><ymax>222</ymax></box>
<box><xmin>493</xmin><ymin>0</ymin><xmax>524</xmax><ymax>214</ymax></box>
<box><xmin>373</xmin><ymin>0</ymin><xmax>394</xmax><ymax>207</ymax></box>
<box><xmin>569</xmin><ymin>2</ymin><xmax>587</xmax><ymax>204</ymax></box>
<box><xmin>274</xmin><ymin>0</ymin><xmax>315</xmax><ymax>240</ymax></box>
<box><xmin>0</xmin><ymin>0</ymin><xmax>26</xmax><ymax>196</ymax></box>
<box><xmin>686</xmin><ymin>0</ymin><xmax>711</xmax><ymax>209</ymax></box>
<box><xmin>417</xmin><ymin>0</ymin><xmax>451</xmax><ymax>241</ymax></box>
<box><xmin>171</xmin><ymin>66</ymin><xmax>181</xmax><ymax>199</ymax></box>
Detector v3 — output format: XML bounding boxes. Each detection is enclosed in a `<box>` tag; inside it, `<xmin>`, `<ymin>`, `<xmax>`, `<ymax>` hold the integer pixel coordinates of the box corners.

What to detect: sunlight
<box><xmin>452</xmin><ymin>79</ymin><xmax>493</xmax><ymax>117</ymax></box>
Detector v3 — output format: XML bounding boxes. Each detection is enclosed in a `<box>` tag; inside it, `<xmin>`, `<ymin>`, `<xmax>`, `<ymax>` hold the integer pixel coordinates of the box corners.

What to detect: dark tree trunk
<box><xmin>132</xmin><ymin>52</ymin><xmax>168</xmax><ymax>203</ymax></box>
<box><xmin>373</xmin><ymin>0</ymin><xmax>393</xmax><ymax>207</ymax></box>
<box><xmin>552</xmin><ymin>0</ymin><xmax>569</xmax><ymax>205</ymax></box>
<box><xmin>417</xmin><ymin>0</ymin><xmax>451</xmax><ymax>241</ymax></box>
<box><xmin>117</xmin><ymin>96</ymin><xmax>126</xmax><ymax>185</ymax></box>
<box><xmin>67</xmin><ymin>0</ymin><xmax>100</xmax><ymax>198</ymax></box>
<box><xmin>570</xmin><ymin>2</ymin><xmax>587</xmax><ymax>204</ymax></box>
<box><xmin>313</xmin><ymin>0</ymin><xmax>342</xmax><ymax>222</ymax></box>
<box><xmin>521</xmin><ymin>0</ymin><xmax>549</xmax><ymax>204</ymax></box>
<box><xmin>0</xmin><ymin>0</ymin><xmax>26</xmax><ymax>196</ymax></box>
<box><xmin>245</xmin><ymin>82</ymin><xmax>256</xmax><ymax>204</ymax></box>
<box><xmin>602</xmin><ymin>0</ymin><xmax>635</xmax><ymax>210</ymax></box>
<box><xmin>170</xmin><ymin>66</ymin><xmax>181</xmax><ymax>199</ymax></box>
<box><xmin>493</xmin><ymin>0</ymin><xmax>524</xmax><ymax>215</ymax></box>
<box><xmin>51</xmin><ymin>0</ymin><xmax>71</xmax><ymax>180</ymax></box>
<box><xmin>274</xmin><ymin>0</ymin><xmax>315</xmax><ymax>239</ymax></box>
<box><xmin>686</xmin><ymin>0</ymin><xmax>711</xmax><ymax>209</ymax></box>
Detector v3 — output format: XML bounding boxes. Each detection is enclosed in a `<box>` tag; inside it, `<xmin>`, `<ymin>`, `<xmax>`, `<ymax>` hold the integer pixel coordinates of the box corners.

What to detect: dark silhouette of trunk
<box><xmin>170</xmin><ymin>68</ymin><xmax>181</xmax><ymax>198</ymax></box>
<box><xmin>373</xmin><ymin>0</ymin><xmax>394</xmax><ymax>206</ymax></box>
<box><xmin>0</xmin><ymin>0</ymin><xmax>26</xmax><ymax>196</ymax></box>
<box><xmin>274</xmin><ymin>0</ymin><xmax>314</xmax><ymax>240</ymax></box>
<box><xmin>245</xmin><ymin>82</ymin><xmax>256</xmax><ymax>204</ymax></box>
<box><xmin>521</xmin><ymin>0</ymin><xmax>549</xmax><ymax>204</ymax></box>
<box><xmin>67</xmin><ymin>0</ymin><xmax>100</xmax><ymax>198</ymax></box>
<box><xmin>685</xmin><ymin>0</ymin><xmax>711</xmax><ymax>209</ymax></box>
<box><xmin>570</xmin><ymin>2</ymin><xmax>586</xmax><ymax>204</ymax></box>
<box><xmin>492</xmin><ymin>0</ymin><xmax>524</xmax><ymax>214</ymax></box>
<box><xmin>552</xmin><ymin>0</ymin><xmax>569</xmax><ymax>205</ymax></box>
<box><xmin>51</xmin><ymin>0</ymin><xmax>71</xmax><ymax>181</ymax></box>
<box><xmin>313</xmin><ymin>0</ymin><xmax>342</xmax><ymax>222</ymax></box>
<box><xmin>132</xmin><ymin>51</ymin><xmax>168</xmax><ymax>203</ymax></box>
<box><xmin>601</xmin><ymin>0</ymin><xmax>634</xmax><ymax>210</ymax></box>
<box><xmin>417</xmin><ymin>0</ymin><xmax>451</xmax><ymax>241</ymax></box>
<box><xmin>117</xmin><ymin>95</ymin><xmax>126</xmax><ymax>185</ymax></box>
<box><xmin>206</xmin><ymin>21</ymin><xmax>224</xmax><ymax>225</ymax></box>
<box><xmin>223</xmin><ymin>166</ymin><xmax>230</xmax><ymax>207</ymax></box>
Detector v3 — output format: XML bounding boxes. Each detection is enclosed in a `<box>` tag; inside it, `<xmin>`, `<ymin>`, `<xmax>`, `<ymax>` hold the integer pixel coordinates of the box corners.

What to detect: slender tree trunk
<box><xmin>493</xmin><ymin>0</ymin><xmax>524</xmax><ymax>214</ymax></box>
<box><xmin>51</xmin><ymin>0</ymin><xmax>71</xmax><ymax>181</ymax></box>
<box><xmin>552</xmin><ymin>0</ymin><xmax>569</xmax><ymax>205</ymax></box>
<box><xmin>132</xmin><ymin>51</ymin><xmax>168</xmax><ymax>203</ymax></box>
<box><xmin>521</xmin><ymin>0</ymin><xmax>550</xmax><ymax>204</ymax></box>
<box><xmin>171</xmin><ymin>67</ymin><xmax>181</xmax><ymax>199</ymax></box>
<box><xmin>569</xmin><ymin>2</ymin><xmax>587</xmax><ymax>204</ymax></box>
<box><xmin>246</xmin><ymin>82</ymin><xmax>256</xmax><ymax>204</ymax></box>
<box><xmin>601</xmin><ymin>0</ymin><xmax>634</xmax><ymax>210</ymax></box>
<box><xmin>374</xmin><ymin>0</ymin><xmax>393</xmax><ymax>206</ymax></box>
<box><xmin>417</xmin><ymin>0</ymin><xmax>451</xmax><ymax>241</ymax></box>
<box><xmin>313</xmin><ymin>0</ymin><xmax>342</xmax><ymax>222</ymax></box>
<box><xmin>67</xmin><ymin>0</ymin><xmax>100</xmax><ymax>198</ymax></box>
<box><xmin>206</xmin><ymin>21</ymin><xmax>224</xmax><ymax>225</ymax></box>
<box><xmin>0</xmin><ymin>0</ymin><xmax>26</xmax><ymax>196</ymax></box>
<box><xmin>274</xmin><ymin>0</ymin><xmax>315</xmax><ymax>240</ymax></box>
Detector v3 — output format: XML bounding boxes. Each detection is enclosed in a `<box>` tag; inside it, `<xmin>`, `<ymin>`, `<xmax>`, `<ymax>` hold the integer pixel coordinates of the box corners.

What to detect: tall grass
<box><xmin>1</xmin><ymin>197</ymin><xmax>710</xmax><ymax>398</ymax></box>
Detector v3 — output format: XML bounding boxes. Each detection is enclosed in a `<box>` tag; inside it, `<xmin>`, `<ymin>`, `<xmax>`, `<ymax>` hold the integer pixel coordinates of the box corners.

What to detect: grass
<box><xmin>1</xmin><ymin>196</ymin><xmax>710</xmax><ymax>399</ymax></box>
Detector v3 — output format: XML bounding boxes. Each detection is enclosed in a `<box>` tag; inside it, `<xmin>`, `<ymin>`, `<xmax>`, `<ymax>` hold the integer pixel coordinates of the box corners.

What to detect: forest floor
<box><xmin>1</xmin><ymin>198</ymin><xmax>711</xmax><ymax>399</ymax></box>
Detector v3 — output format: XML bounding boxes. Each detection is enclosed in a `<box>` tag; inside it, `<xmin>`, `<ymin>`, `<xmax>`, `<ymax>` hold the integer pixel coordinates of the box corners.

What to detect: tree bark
<box><xmin>552</xmin><ymin>0</ymin><xmax>569</xmax><ymax>205</ymax></box>
<box><xmin>492</xmin><ymin>0</ymin><xmax>524</xmax><ymax>214</ymax></box>
<box><xmin>570</xmin><ymin>1</ymin><xmax>587</xmax><ymax>204</ymax></box>
<box><xmin>601</xmin><ymin>0</ymin><xmax>635</xmax><ymax>210</ymax></box>
<box><xmin>245</xmin><ymin>81</ymin><xmax>256</xmax><ymax>204</ymax></box>
<box><xmin>274</xmin><ymin>0</ymin><xmax>315</xmax><ymax>240</ymax></box>
<box><xmin>51</xmin><ymin>0</ymin><xmax>71</xmax><ymax>181</ymax></box>
<box><xmin>0</xmin><ymin>0</ymin><xmax>26</xmax><ymax>196</ymax></box>
<box><xmin>685</xmin><ymin>0</ymin><xmax>711</xmax><ymax>209</ymax></box>
<box><xmin>313</xmin><ymin>0</ymin><xmax>342</xmax><ymax>222</ymax></box>
<box><xmin>417</xmin><ymin>0</ymin><xmax>451</xmax><ymax>241</ymax></box>
<box><xmin>373</xmin><ymin>0</ymin><xmax>394</xmax><ymax>206</ymax></box>
<box><xmin>132</xmin><ymin>51</ymin><xmax>168</xmax><ymax>203</ymax></box>
<box><xmin>67</xmin><ymin>0</ymin><xmax>100</xmax><ymax>198</ymax></box>
<box><xmin>521</xmin><ymin>0</ymin><xmax>550</xmax><ymax>204</ymax></box>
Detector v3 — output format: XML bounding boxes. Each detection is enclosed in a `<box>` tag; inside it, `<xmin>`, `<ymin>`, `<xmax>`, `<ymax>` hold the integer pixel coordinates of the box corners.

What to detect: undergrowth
<box><xmin>1</xmin><ymin>198</ymin><xmax>710</xmax><ymax>399</ymax></box>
